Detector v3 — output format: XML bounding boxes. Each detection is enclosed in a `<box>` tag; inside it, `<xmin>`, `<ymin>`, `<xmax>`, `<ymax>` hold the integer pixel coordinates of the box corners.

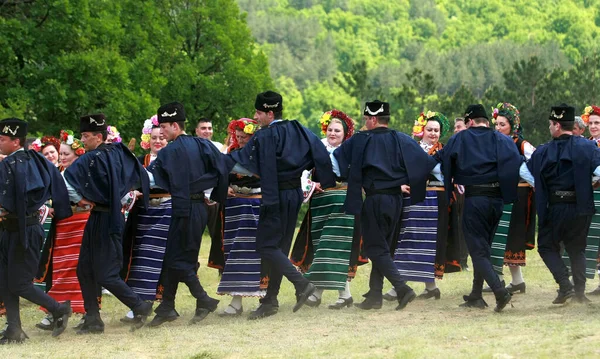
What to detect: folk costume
<box><xmin>0</xmin><ymin>118</ymin><xmax>73</xmax><ymax>343</ymax></box>
<box><xmin>229</xmin><ymin>91</ymin><xmax>335</xmax><ymax>319</ymax></box>
<box><xmin>147</xmin><ymin>102</ymin><xmax>229</xmax><ymax>326</ymax></box>
<box><xmin>436</xmin><ymin>104</ymin><xmax>522</xmax><ymax>312</ymax></box>
<box><xmin>524</xmin><ymin>104</ymin><xmax>600</xmax><ymax>304</ymax></box>
<box><xmin>332</xmin><ymin>101</ymin><xmax>433</xmax><ymax>311</ymax></box>
<box><xmin>64</xmin><ymin>114</ymin><xmax>152</xmax><ymax>333</ymax></box>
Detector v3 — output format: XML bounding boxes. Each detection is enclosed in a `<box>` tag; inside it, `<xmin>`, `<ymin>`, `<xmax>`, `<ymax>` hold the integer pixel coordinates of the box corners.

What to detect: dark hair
<box><xmin>176</xmin><ymin>121</ymin><xmax>185</xmax><ymax>131</ymax></box>
<box><xmin>471</xmin><ymin>117</ymin><xmax>489</xmax><ymax>125</ymax></box>
<box><xmin>91</xmin><ymin>131</ymin><xmax>108</xmax><ymax>141</ymax></box>
<box><xmin>376</xmin><ymin>115</ymin><xmax>390</xmax><ymax>125</ymax></box>
<box><xmin>454</xmin><ymin>117</ymin><xmax>465</xmax><ymax>123</ymax></box>
<box><xmin>197</xmin><ymin>118</ymin><xmax>212</xmax><ymax>126</ymax></box>
<box><xmin>552</xmin><ymin>120</ymin><xmax>574</xmax><ymax>131</ymax></box>
<box><xmin>11</xmin><ymin>136</ymin><xmax>27</xmax><ymax>148</ymax></box>
<box><xmin>273</xmin><ymin>111</ymin><xmax>283</xmax><ymax>120</ymax></box>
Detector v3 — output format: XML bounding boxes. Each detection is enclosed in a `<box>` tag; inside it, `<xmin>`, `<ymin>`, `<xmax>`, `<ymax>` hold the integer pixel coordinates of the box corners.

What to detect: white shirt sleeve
<box><xmin>431</xmin><ymin>163</ymin><xmax>443</xmax><ymax>181</ymax></box>
<box><xmin>519</xmin><ymin>162</ymin><xmax>534</xmax><ymax>186</ymax></box>
<box><xmin>231</xmin><ymin>163</ymin><xmax>257</xmax><ymax>177</ymax></box>
<box><xmin>65</xmin><ymin>178</ymin><xmax>83</xmax><ymax>203</ymax></box>
<box><xmin>523</xmin><ymin>142</ymin><xmax>536</xmax><ymax>162</ymax></box>
<box><xmin>330</xmin><ymin>152</ymin><xmax>341</xmax><ymax>177</ymax></box>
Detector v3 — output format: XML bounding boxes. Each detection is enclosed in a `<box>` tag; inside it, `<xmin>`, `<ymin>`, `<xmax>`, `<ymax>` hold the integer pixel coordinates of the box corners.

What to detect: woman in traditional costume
<box><xmin>40</xmin><ymin>136</ymin><xmax>61</xmax><ymax>167</ymax></box>
<box><xmin>216</xmin><ymin>118</ymin><xmax>265</xmax><ymax>316</ymax></box>
<box><xmin>386</xmin><ymin>111</ymin><xmax>452</xmax><ymax>300</ymax></box>
<box><xmin>291</xmin><ymin>110</ymin><xmax>362</xmax><ymax>309</ymax></box>
<box><xmin>483</xmin><ymin>103</ymin><xmax>535</xmax><ymax>294</ymax></box>
<box><xmin>35</xmin><ymin>130</ymin><xmax>88</xmax><ymax>329</ymax></box>
<box><xmin>120</xmin><ymin>116</ymin><xmax>170</xmax><ymax>321</ymax></box>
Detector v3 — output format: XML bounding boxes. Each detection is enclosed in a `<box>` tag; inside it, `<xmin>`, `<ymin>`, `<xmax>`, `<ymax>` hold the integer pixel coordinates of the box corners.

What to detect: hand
<box><xmin>314</xmin><ymin>182</ymin><xmax>324</xmax><ymax>193</ymax></box>
<box><xmin>78</xmin><ymin>198</ymin><xmax>95</xmax><ymax>210</ymax></box>
<box><xmin>227</xmin><ymin>187</ymin><xmax>236</xmax><ymax>197</ymax></box>
<box><xmin>134</xmin><ymin>190</ymin><xmax>143</xmax><ymax>199</ymax></box>
<box><xmin>48</xmin><ymin>208</ymin><xmax>55</xmax><ymax>218</ymax></box>
<box><xmin>401</xmin><ymin>185</ymin><xmax>411</xmax><ymax>194</ymax></box>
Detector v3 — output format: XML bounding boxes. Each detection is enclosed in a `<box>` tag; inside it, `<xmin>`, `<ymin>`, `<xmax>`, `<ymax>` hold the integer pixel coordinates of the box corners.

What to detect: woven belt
<box><xmin>0</xmin><ymin>215</ymin><xmax>40</xmax><ymax>231</ymax></box>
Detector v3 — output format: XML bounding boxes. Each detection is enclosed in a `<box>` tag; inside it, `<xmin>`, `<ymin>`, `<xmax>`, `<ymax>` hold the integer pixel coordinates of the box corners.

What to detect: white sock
<box><xmin>425</xmin><ymin>281</ymin><xmax>437</xmax><ymax>291</ymax></box>
<box><xmin>509</xmin><ymin>266</ymin><xmax>524</xmax><ymax>285</ymax></box>
<box><xmin>125</xmin><ymin>310</ymin><xmax>134</xmax><ymax>319</ymax></box>
<box><xmin>229</xmin><ymin>295</ymin><xmax>242</xmax><ymax>310</ymax></box>
<box><xmin>309</xmin><ymin>288</ymin><xmax>324</xmax><ymax>301</ymax></box>
<box><xmin>338</xmin><ymin>281</ymin><xmax>351</xmax><ymax>300</ymax></box>
<box><xmin>385</xmin><ymin>287</ymin><xmax>397</xmax><ymax>297</ymax></box>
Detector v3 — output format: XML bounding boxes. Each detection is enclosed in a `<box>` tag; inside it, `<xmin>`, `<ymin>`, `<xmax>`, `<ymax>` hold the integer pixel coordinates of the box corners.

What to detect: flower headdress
<box><xmin>106</xmin><ymin>125</ymin><xmax>122</xmax><ymax>144</ymax></box>
<box><xmin>492</xmin><ymin>102</ymin><xmax>521</xmax><ymax>138</ymax></box>
<box><xmin>59</xmin><ymin>130</ymin><xmax>86</xmax><ymax>156</ymax></box>
<box><xmin>412</xmin><ymin>111</ymin><xmax>449</xmax><ymax>138</ymax></box>
<box><xmin>319</xmin><ymin>109</ymin><xmax>355</xmax><ymax>140</ymax></box>
<box><xmin>31</xmin><ymin>138</ymin><xmax>42</xmax><ymax>152</ymax></box>
<box><xmin>581</xmin><ymin>105</ymin><xmax>600</xmax><ymax>126</ymax></box>
<box><xmin>140</xmin><ymin>115</ymin><xmax>159</xmax><ymax>150</ymax></box>
<box><xmin>227</xmin><ymin>118</ymin><xmax>259</xmax><ymax>151</ymax></box>
<box><xmin>41</xmin><ymin>135</ymin><xmax>61</xmax><ymax>151</ymax></box>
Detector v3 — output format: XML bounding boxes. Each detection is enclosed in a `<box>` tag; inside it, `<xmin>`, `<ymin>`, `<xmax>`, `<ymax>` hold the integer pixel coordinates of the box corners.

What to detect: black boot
<box><xmin>552</xmin><ymin>284</ymin><xmax>575</xmax><ymax>304</ymax></box>
<box><xmin>76</xmin><ymin>313</ymin><xmax>104</xmax><ymax>335</ymax></box>
<box><xmin>293</xmin><ymin>282</ymin><xmax>316</xmax><ymax>313</ymax></box>
<box><xmin>459</xmin><ymin>294</ymin><xmax>488</xmax><ymax>309</ymax></box>
<box><xmin>396</xmin><ymin>287</ymin><xmax>416</xmax><ymax>311</ymax></box>
<box><xmin>189</xmin><ymin>297</ymin><xmax>219</xmax><ymax>325</ymax></box>
<box><xmin>247</xmin><ymin>303</ymin><xmax>279</xmax><ymax>320</ymax></box>
<box><xmin>494</xmin><ymin>290</ymin><xmax>512</xmax><ymax>313</ymax></box>
<box><xmin>51</xmin><ymin>300</ymin><xmax>72</xmax><ymax>337</ymax></box>
<box><xmin>354</xmin><ymin>295</ymin><xmax>383</xmax><ymax>310</ymax></box>
<box><xmin>0</xmin><ymin>326</ymin><xmax>29</xmax><ymax>345</ymax></box>
<box><xmin>148</xmin><ymin>310</ymin><xmax>179</xmax><ymax>328</ymax></box>
<box><xmin>131</xmin><ymin>301</ymin><xmax>154</xmax><ymax>330</ymax></box>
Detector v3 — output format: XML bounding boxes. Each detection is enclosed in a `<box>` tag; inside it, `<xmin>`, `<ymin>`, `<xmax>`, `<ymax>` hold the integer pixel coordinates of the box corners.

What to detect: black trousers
<box><xmin>361</xmin><ymin>193</ymin><xmax>409</xmax><ymax>298</ymax></box>
<box><xmin>77</xmin><ymin>211</ymin><xmax>143</xmax><ymax>315</ymax></box>
<box><xmin>155</xmin><ymin>202</ymin><xmax>211</xmax><ymax>315</ymax></box>
<box><xmin>462</xmin><ymin>196</ymin><xmax>504</xmax><ymax>298</ymax></box>
<box><xmin>0</xmin><ymin>225</ymin><xmax>60</xmax><ymax>331</ymax></box>
<box><xmin>538</xmin><ymin>203</ymin><xmax>591</xmax><ymax>294</ymax></box>
<box><xmin>259</xmin><ymin>188</ymin><xmax>307</xmax><ymax>305</ymax></box>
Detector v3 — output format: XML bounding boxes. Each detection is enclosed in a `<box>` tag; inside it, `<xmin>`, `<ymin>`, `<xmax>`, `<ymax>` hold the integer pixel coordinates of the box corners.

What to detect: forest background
<box><xmin>2</xmin><ymin>0</ymin><xmax>600</xmax><ymax>146</ymax></box>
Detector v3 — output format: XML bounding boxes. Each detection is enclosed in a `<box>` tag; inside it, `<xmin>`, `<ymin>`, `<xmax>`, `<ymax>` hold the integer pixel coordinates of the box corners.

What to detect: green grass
<box><xmin>2</xmin><ymin>234</ymin><xmax>600</xmax><ymax>358</ymax></box>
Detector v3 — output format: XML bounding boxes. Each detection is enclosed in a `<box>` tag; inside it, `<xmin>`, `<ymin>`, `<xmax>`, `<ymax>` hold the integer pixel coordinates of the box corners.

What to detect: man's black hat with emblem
<box><xmin>549</xmin><ymin>103</ymin><xmax>575</xmax><ymax>123</ymax></box>
<box><xmin>157</xmin><ymin>102</ymin><xmax>186</xmax><ymax>123</ymax></box>
<box><xmin>463</xmin><ymin>104</ymin><xmax>488</xmax><ymax>120</ymax></box>
<box><xmin>80</xmin><ymin>113</ymin><xmax>108</xmax><ymax>133</ymax></box>
<box><xmin>363</xmin><ymin>100</ymin><xmax>390</xmax><ymax>117</ymax></box>
<box><xmin>0</xmin><ymin>118</ymin><xmax>28</xmax><ymax>138</ymax></box>
<box><xmin>255</xmin><ymin>91</ymin><xmax>283</xmax><ymax>113</ymax></box>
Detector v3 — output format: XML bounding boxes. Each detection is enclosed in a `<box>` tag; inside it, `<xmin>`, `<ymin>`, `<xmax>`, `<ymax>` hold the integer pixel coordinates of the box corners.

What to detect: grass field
<box><xmin>2</xmin><ymin>234</ymin><xmax>600</xmax><ymax>359</ymax></box>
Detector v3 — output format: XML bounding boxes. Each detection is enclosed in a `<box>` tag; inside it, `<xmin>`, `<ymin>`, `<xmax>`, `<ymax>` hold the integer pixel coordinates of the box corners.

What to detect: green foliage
<box><xmin>0</xmin><ymin>0</ymin><xmax>272</xmax><ymax>143</ymax></box>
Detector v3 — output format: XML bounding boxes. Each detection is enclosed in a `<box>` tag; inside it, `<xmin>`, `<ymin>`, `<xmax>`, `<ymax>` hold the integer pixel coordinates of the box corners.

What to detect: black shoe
<box><xmin>197</xmin><ymin>297</ymin><xmax>220</xmax><ymax>312</ymax></box>
<box><xmin>218</xmin><ymin>305</ymin><xmax>243</xmax><ymax>317</ymax></box>
<box><xmin>506</xmin><ymin>282</ymin><xmax>526</xmax><ymax>294</ymax></box>
<box><xmin>120</xmin><ymin>315</ymin><xmax>137</xmax><ymax>324</ymax></box>
<box><xmin>304</xmin><ymin>296</ymin><xmax>321</xmax><ymax>308</ymax></box>
<box><xmin>189</xmin><ymin>308</ymin><xmax>211</xmax><ymax>325</ymax></box>
<box><xmin>552</xmin><ymin>288</ymin><xmax>575</xmax><ymax>304</ymax></box>
<box><xmin>73</xmin><ymin>315</ymin><xmax>86</xmax><ymax>331</ymax></box>
<box><xmin>328</xmin><ymin>297</ymin><xmax>353</xmax><ymax>310</ymax></box>
<box><xmin>293</xmin><ymin>282</ymin><xmax>316</xmax><ymax>313</ymax></box>
<box><xmin>573</xmin><ymin>293</ymin><xmax>592</xmax><ymax>304</ymax></box>
<box><xmin>382</xmin><ymin>293</ymin><xmax>397</xmax><ymax>302</ymax></box>
<box><xmin>0</xmin><ymin>327</ymin><xmax>29</xmax><ymax>345</ymax></box>
<box><xmin>248</xmin><ymin>303</ymin><xmax>278</xmax><ymax>320</ymax></box>
<box><xmin>494</xmin><ymin>291</ymin><xmax>512</xmax><ymax>313</ymax></box>
<box><xmin>52</xmin><ymin>300</ymin><xmax>72</xmax><ymax>337</ymax></box>
<box><xmin>587</xmin><ymin>286</ymin><xmax>600</xmax><ymax>296</ymax></box>
<box><xmin>131</xmin><ymin>301</ymin><xmax>154</xmax><ymax>330</ymax></box>
<box><xmin>396</xmin><ymin>289</ymin><xmax>416</xmax><ymax>310</ymax></box>
<box><xmin>148</xmin><ymin>310</ymin><xmax>179</xmax><ymax>328</ymax></box>
<box><xmin>354</xmin><ymin>296</ymin><xmax>383</xmax><ymax>310</ymax></box>
<box><xmin>76</xmin><ymin>314</ymin><xmax>104</xmax><ymax>335</ymax></box>
<box><xmin>459</xmin><ymin>295</ymin><xmax>488</xmax><ymax>309</ymax></box>
<box><xmin>35</xmin><ymin>316</ymin><xmax>55</xmax><ymax>331</ymax></box>
<box><xmin>483</xmin><ymin>280</ymin><xmax>505</xmax><ymax>293</ymax></box>
<box><xmin>417</xmin><ymin>288</ymin><xmax>441</xmax><ymax>300</ymax></box>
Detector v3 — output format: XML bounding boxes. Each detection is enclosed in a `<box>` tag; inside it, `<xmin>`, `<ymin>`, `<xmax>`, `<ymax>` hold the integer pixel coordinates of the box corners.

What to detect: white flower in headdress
<box><xmin>67</xmin><ymin>135</ymin><xmax>74</xmax><ymax>145</ymax></box>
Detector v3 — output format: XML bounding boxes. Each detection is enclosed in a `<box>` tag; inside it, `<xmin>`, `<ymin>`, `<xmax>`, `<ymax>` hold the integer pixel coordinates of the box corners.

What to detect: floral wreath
<box><xmin>140</xmin><ymin>115</ymin><xmax>159</xmax><ymax>150</ymax></box>
<box><xmin>412</xmin><ymin>111</ymin><xmax>449</xmax><ymax>138</ymax></box>
<box><xmin>41</xmin><ymin>135</ymin><xmax>61</xmax><ymax>152</ymax></box>
<box><xmin>582</xmin><ymin>105</ymin><xmax>600</xmax><ymax>126</ymax></box>
<box><xmin>106</xmin><ymin>125</ymin><xmax>122</xmax><ymax>143</ymax></box>
<box><xmin>31</xmin><ymin>138</ymin><xmax>43</xmax><ymax>152</ymax></box>
<box><xmin>59</xmin><ymin>130</ymin><xmax>86</xmax><ymax>156</ymax></box>
<box><xmin>319</xmin><ymin>109</ymin><xmax>355</xmax><ymax>140</ymax></box>
<box><xmin>227</xmin><ymin>118</ymin><xmax>259</xmax><ymax>150</ymax></box>
<box><xmin>492</xmin><ymin>102</ymin><xmax>521</xmax><ymax>137</ymax></box>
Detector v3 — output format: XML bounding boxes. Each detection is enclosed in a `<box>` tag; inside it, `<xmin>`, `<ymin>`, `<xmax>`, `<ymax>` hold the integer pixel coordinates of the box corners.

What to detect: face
<box><xmin>42</xmin><ymin>145</ymin><xmax>58</xmax><ymax>164</ymax></box>
<box><xmin>195</xmin><ymin>121</ymin><xmax>213</xmax><ymax>139</ymax></box>
<box><xmin>494</xmin><ymin>116</ymin><xmax>512</xmax><ymax>136</ymax></box>
<box><xmin>150</xmin><ymin>128</ymin><xmax>167</xmax><ymax>155</ymax></box>
<box><xmin>326</xmin><ymin>121</ymin><xmax>345</xmax><ymax>147</ymax></box>
<box><xmin>363</xmin><ymin>116</ymin><xmax>377</xmax><ymax>130</ymax></box>
<box><xmin>159</xmin><ymin>123</ymin><xmax>177</xmax><ymax>142</ymax></box>
<box><xmin>81</xmin><ymin>132</ymin><xmax>103</xmax><ymax>151</ymax></box>
<box><xmin>549</xmin><ymin>120</ymin><xmax>561</xmax><ymax>138</ymax></box>
<box><xmin>454</xmin><ymin>120</ymin><xmax>466</xmax><ymax>134</ymax></box>
<box><xmin>589</xmin><ymin>115</ymin><xmax>600</xmax><ymax>139</ymax></box>
<box><xmin>423</xmin><ymin>120</ymin><xmax>441</xmax><ymax>145</ymax></box>
<box><xmin>254</xmin><ymin>110</ymin><xmax>273</xmax><ymax>127</ymax></box>
<box><xmin>235</xmin><ymin>130</ymin><xmax>251</xmax><ymax>148</ymax></box>
<box><xmin>59</xmin><ymin>143</ymin><xmax>77</xmax><ymax>169</ymax></box>
<box><xmin>0</xmin><ymin>135</ymin><xmax>20</xmax><ymax>155</ymax></box>
<box><xmin>573</xmin><ymin>123</ymin><xmax>585</xmax><ymax>137</ymax></box>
